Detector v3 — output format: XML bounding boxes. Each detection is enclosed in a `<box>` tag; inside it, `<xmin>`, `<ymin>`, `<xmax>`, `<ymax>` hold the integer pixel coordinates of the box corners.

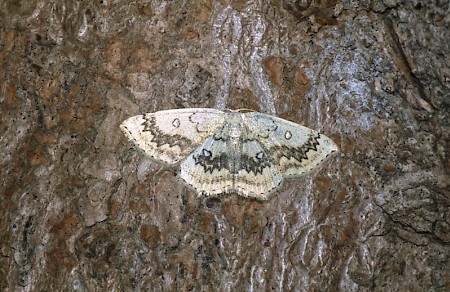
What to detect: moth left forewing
<box><xmin>243</xmin><ymin>112</ymin><xmax>338</xmax><ymax>177</ymax></box>
<box><xmin>120</xmin><ymin>108</ymin><xmax>224</xmax><ymax>164</ymax></box>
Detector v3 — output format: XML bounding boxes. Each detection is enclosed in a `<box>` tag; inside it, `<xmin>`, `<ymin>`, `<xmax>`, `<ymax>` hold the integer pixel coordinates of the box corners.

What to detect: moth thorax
<box><xmin>230</xmin><ymin>126</ymin><xmax>241</xmax><ymax>138</ymax></box>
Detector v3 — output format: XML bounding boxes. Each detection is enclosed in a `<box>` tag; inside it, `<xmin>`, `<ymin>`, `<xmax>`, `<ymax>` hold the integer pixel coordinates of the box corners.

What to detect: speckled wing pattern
<box><xmin>121</xmin><ymin>108</ymin><xmax>338</xmax><ymax>200</ymax></box>
<box><xmin>243</xmin><ymin>112</ymin><xmax>338</xmax><ymax>178</ymax></box>
<box><xmin>120</xmin><ymin>108</ymin><xmax>225</xmax><ymax>164</ymax></box>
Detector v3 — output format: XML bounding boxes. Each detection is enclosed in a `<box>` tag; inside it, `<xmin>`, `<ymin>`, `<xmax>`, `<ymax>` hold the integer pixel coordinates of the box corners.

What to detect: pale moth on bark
<box><xmin>121</xmin><ymin>108</ymin><xmax>338</xmax><ymax>200</ymax></box>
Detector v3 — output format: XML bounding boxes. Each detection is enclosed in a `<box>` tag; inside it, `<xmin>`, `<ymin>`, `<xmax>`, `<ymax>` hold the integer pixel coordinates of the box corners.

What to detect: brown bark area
<box><xmin>0</xmin><ymin>1</ymin><xmax>449</xmax><ymax>290</ymax></box>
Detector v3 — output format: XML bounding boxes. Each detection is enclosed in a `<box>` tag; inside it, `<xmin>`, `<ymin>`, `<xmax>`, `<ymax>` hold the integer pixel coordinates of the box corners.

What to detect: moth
<box><xmin>120</xmin><ymin>108</ymin><xmax>338</xmax><ymax>200</ymax></box>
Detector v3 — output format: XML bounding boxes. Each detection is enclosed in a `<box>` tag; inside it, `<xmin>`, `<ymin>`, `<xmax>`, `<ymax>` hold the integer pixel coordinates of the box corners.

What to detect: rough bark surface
<box><xmin>0</xmin><ymin>1</ymin><xmax>449</xmax><ymax>291</ymax></box>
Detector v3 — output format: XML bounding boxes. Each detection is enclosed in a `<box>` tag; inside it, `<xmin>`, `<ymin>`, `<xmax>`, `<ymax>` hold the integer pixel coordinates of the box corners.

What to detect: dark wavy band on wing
<box><xmin>192</xmin><ymin>151</ymin><xmax>272</xmax><ymax>176</ymax></box>
<box><xmin>142</xmin><ymin>115</ymin><xmax>192</xmax><ymax>149</ymax></box>
<box><xmin>269</xmin><ymin>133</ymin><xmax>321</xmax><ymax>164</ymax></box>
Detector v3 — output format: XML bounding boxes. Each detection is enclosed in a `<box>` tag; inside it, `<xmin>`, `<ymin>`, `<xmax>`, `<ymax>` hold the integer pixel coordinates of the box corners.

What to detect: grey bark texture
<box><xmin>0</xmin><ymin>1</ymin><xmax>449</xmax><ymax>291</ymax></box>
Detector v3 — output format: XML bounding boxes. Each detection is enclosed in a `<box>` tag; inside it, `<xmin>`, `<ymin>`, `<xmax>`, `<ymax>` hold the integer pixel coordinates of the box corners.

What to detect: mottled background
<box><xmin>1</xmin><ymin>0</ymin><xmax>449</xmax><ymax>291</ymax></box>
